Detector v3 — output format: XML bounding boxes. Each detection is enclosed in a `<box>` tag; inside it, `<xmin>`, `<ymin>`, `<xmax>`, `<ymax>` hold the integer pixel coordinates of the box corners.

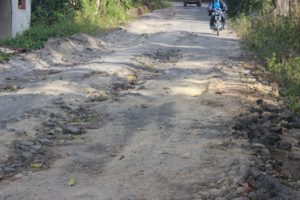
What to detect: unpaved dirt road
<box><xmin>0</xmin><ymin>3</ymin><xmax>299</xmax><ymax>200</ymax></box>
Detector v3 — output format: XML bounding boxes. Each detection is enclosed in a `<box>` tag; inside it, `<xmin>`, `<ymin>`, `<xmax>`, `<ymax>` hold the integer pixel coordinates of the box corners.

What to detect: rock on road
<box><xmin>0</xmin><ymin>3</ymin><xmax>287</xmax><ymax>200</ymax></box>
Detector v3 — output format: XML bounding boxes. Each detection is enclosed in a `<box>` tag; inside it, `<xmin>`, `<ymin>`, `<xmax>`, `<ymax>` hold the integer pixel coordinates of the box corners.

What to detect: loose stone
<box><xmin>288</xmin><ymin>151</ymin><xmax>300</xmax><ymax>160</ymax></box>
<box><xmin>276</xmin><ymin>141</ymin><xmax>292</xmax><ymax>151</ymax></box>
<box><xmin>63</xmin><ymin>126</ymin><xmax>83</xmax><ymax>135</ymax></box>
<box><xmin>20</xmin><ymin>140</ymin><xmax>34</xmax><ymax>146</ymax></box>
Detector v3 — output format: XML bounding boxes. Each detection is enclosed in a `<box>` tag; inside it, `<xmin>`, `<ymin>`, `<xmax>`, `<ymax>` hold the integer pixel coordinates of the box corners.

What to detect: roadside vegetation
<box><xmin>228</xmin><ymin>0</ymin><xmax>300</xmax><ymax>112</ymax></box>
<box><xmin>0</xmin><ymin>0</ymin><xmax>169</xmax><ymax>52</ymax></box>
<box><xmin>0</xmin><ymin>51</ymin><xmax>13</xmax><ymax>62</ymax></box>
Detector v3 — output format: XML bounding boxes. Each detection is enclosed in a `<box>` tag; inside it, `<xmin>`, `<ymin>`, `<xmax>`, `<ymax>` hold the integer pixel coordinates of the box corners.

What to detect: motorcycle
<box><xmin>211</xmin><ymin>9</ymin><xmax>224</xmax><ymax>36</ymax></box>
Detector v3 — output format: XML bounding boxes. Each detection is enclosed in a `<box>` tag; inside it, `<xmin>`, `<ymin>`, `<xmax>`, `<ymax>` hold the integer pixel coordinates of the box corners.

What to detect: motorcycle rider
<box><xmin>208</xmin><ymin>0</ymin><xmax>228</xmax><ymax>29</ymax></box>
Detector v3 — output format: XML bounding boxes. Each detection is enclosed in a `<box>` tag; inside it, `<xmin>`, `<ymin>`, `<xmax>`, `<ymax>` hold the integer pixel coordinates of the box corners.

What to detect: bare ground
<box><xmin>0</xmin><ymin>3</ymin><xmax>299</xmax><ymax>200</ymax></box>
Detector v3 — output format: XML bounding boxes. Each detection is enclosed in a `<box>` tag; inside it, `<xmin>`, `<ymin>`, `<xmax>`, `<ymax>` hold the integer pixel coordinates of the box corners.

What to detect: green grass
<box><xmin>0</xmin><ymin>10</ymin><xmax>126</xmax><ymax>50</ymax></box>
<box><xmin>0</xmin><ymin>21</ymin><xmax>86</xmax><ymax>50</ymax></box>
<box><xmin>0</xmin><ymin>14</ymin><xmax>131</xmax><ymax>50</ymax></box>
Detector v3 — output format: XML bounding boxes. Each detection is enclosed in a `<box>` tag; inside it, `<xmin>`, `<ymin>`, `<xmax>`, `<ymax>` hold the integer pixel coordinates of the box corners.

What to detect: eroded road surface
<box><xmin>1</xmin><ymin>3</ymin><xmax>300</xmax><ymax>200</ymax></box>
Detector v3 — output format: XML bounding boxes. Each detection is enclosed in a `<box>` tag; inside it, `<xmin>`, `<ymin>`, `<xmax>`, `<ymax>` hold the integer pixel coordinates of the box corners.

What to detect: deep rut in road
<box><xmin>0</xmin><ymin>3</ymin><xmax>300</xmax><ymax>200</ymax></box>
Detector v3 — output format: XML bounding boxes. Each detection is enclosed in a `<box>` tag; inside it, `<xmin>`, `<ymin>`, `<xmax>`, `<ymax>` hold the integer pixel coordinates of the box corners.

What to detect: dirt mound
<box><xmin>24</xmin><ymin>33</ymin><xmax>108</xmax><ymax>68</ymax></box>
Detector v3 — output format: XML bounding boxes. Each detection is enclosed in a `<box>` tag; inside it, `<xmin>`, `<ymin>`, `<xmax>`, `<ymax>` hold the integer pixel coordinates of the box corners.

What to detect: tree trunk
<box><xmin>95</xmin><ymin>0</ymin><xmax>100</xmax><ymax>11</ymax></box>
<box><xmin>275</xmin><ymin>0</ymin><xmax>290</xmax><ymax>16</ymax></box>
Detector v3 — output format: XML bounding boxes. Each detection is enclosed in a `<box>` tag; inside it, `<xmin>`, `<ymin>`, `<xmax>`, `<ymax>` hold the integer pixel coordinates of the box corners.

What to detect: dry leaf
<box><xmin>68</xmin><ymin>177</ymin><xmax>77</xmax><ymax>186</ymax></box>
